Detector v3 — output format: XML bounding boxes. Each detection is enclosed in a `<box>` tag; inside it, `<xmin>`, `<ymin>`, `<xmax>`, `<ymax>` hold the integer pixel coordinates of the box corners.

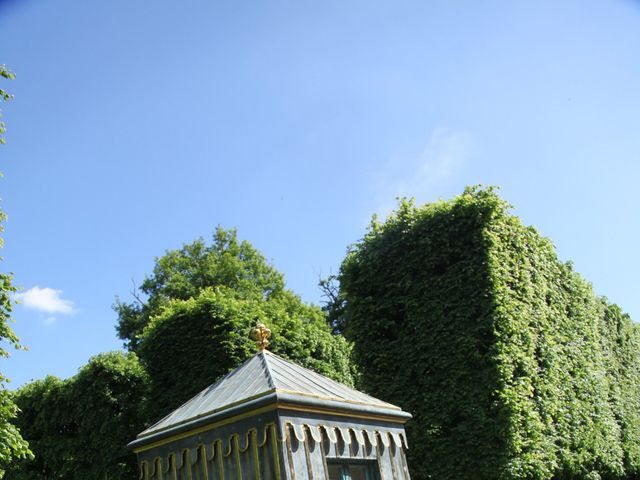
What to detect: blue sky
<box><xmin>1</xmin><ymin>0</ymin><xmax>639</xmax><ymax>387</ymax></box>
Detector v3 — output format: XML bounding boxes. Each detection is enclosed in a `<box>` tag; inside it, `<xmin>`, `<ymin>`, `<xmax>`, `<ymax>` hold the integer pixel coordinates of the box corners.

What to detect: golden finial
<box><xmin>251</xmin><ymin>323</ymin><xmax>271</xmax><ymax>351</ymax></box>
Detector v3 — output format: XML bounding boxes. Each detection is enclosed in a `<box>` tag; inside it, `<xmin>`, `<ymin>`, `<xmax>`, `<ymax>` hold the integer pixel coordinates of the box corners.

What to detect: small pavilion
<box><xmin>129</xmin><ymin>325</ymin><xmax>412</xmax><ymax>480</ymax></box>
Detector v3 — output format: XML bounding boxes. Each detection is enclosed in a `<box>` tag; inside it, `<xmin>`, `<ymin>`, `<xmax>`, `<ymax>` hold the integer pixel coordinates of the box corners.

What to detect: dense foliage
<box><xmin>115</xmin><ymin>226</ymin><xmax>286</xmax><ymax>351</ymax></box>
<box><xmin>10</xmin><ymin>227</ymin><xmax>356</xmax><ymax>477</ymax></box>
<box><xmin>0</xmin><ymin>65</ymin><xmax>31</xmax><ymax>479</ymax></box>
<box><xmin>6</xmin><ymin>352</ymin><xmax>148</xmax><ymax>480</ymax></box>
<box><xmin>0</xmin><ymin>214</ymin><xmax>31</xmax><ymax>478</ymax></box>
<box><xmin>11</xmin><ymin>191</ymin><xmax>640</xmax><ymax>479</ymax></box>
<box><xmin>133</xmin><ymin>228</ymin><xmax>356</xmax><ymax>423</ymax></box>
<box><xmin>339</xmin><ymin>187</ymin><xmax>640</xmax><ymax>480</ymax></box>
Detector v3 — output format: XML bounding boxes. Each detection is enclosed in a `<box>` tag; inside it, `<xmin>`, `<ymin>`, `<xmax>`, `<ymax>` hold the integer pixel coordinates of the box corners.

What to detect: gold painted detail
<box><xmin>140</xmin><ymin>423</ymin><xmax>280</xmax><ymax>480</ymax></box>
<box><xmin>138</xmin><ymin>419</ymin><xmax>409</xmax><ymax>480</ymax></box>
<box><xmin>138</xmin><ymin>389</ymin><xmax>278</xmax><ymax>439</ymax></box>
<box><xmin>284</xmin><ymin>424</ymin><xmax>296</xmax><ymax>480</ymax></box>
<box><xmin>276</xmin><ymin>401</ymin><xmax>408</xmax><ymax>424</ymax></box>
<box><xmin>274</xmin><ymin>387</ymin><xmax>403</xmax><ymax>411</ymax></box>
<box><xmin>251</xmin><ymin>429</ymin><xmax>261</xmax><ymax>480</ymax></box>
<box><xmin>271</xmin><ymin>422</ymin><xmax>282</xmax><ymax>480</ymax></box>
<box><xmin>233</xmin><ymin>434</ymin><xmax>243</xmax><ymax>479</ymax></box>
<box><xmin>284</xmin><ymin>421</ymin><xmax>407</xmax><ymax>451</ymax></box>
<box><xmin>199</xmin><ymin>445</ymin><xmax>208</xmax><ymax>480</ymax></box>
<box><xmin>251</xmin><ymin>323</ymin><xmax>271</xmax><ymax>350</ymax></box>
<box><xmin>138</xmin><ymin>385</ymin><xmax>404</xmax><ymax>443</ymax></box>
<box><xmin>135</xmin><ymin>400</ymin><xmax>406</xmax><ymax>456</ymax></box>
<box><xmin>216</xmin><ymin>439</ymin><xmax>224</xmax><ymax>480</ymax></box>
<box><xmin>133</xmin><ymin>404</ymin><xmax>278</xmax><ymax>453</ymax></box>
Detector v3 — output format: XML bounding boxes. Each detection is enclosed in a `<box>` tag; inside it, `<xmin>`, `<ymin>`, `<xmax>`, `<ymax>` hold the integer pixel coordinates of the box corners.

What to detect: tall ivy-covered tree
<box><xmin>339</xmin><ymin>187</ymin><xmax>640</xmax><ymax>480</ymax></box>
<box><xmin>0</xmin><ymin>64</ymin><xmax>31</xmax><ymax>479</ymax></box>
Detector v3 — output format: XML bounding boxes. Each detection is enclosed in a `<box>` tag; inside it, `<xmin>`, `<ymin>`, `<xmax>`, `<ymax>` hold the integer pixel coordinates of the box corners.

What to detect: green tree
<box><xmin>7</xmin><ymin>352</ymin><xmax>148</xmax><ymax>480</ymax></box>
<box><xmin>138</xmin><ymin>286</ymin><xmax>355</xmax><ymax>423</ymax></box>
<box><xmin>5</xmin><ymin>376</ymin><xmax>70</xmax><ymax>480</ymax></box>
<box><xmin>0</xmin><ymin>64</ymin><xmax>31</xmax><ymax>479</ymax></box>
<box><xmin>339</xmin><ymin>187</ymin><xmax>640</xmax><ymax>480</ymax></box>
<box><xmin>10</xmin><ymin>227</ymin><xmax>355</xmax><ymax>478</ymax></box>
<box><xmin>115</xmin><ymin>226</ymin><xmax>286</xmax><ymax>351</ymax></box>
<box><xmin>319</xmin><ymin>273</ymin><xmax>347</xmax><ymax>334</ymax></box>
<box><xmin>126</xmin><ymin>228</ymin><xmax>356</xmax><ymax>423</ymax></box>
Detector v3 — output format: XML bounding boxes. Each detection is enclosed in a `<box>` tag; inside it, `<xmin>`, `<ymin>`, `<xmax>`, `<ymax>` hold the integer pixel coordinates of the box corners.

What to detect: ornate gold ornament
<box><xmin>251</xmin><ymin>323</ymin><xmax>271</xmax><ymax>351</ymax></box>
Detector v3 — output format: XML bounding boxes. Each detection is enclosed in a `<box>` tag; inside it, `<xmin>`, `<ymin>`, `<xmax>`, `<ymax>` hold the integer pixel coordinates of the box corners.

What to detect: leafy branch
<box><xmin>0</xmin><ymin>65</ymin><xmax>15</xmax><ymax>145</ymax></box>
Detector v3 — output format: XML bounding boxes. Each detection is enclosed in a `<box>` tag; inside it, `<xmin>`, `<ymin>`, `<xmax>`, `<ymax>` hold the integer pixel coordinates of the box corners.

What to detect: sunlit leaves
<box><xmin>7</xmin><ymin>353</ymin><xmax>148</xmax><ymax>480</ymax></box>
<box><xmin>116</xmin><ymin>227</ymin><xmax>356</xmax><ymax>424</ymax></box>
<box><xmin>0</xmin><ymin>65</ymin><xmax>15</xmax><ymax>145</ymax></box>
<box><xmin>339</xmin><ymin>187</ymin><xmax>640</xmax><ymax>480</ymax></box>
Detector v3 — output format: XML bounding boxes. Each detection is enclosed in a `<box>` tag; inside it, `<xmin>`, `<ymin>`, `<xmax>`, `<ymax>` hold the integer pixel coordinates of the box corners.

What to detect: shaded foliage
<box><xmin>319</xmin><ymin>274</ymin><xmax>347</xmax><ymax>334</ymax></box>
<box><xmin>7</xmin><ymin>352</ymin><xmax>148</xmax><ymax>480</ymax></box>
<box><xmin>139</xmin><ymin>288</ymin><xmax>355</xmax><ymax>422</ymax></box>
<box><xmin>339</xmin><ymin>187</ymin><xmax>640</xmax><ymax>480</ymax></box>
<box><xmin>12</xmin><ymin>227</ymin><xmax>356</xmax><ymax>478</ymax></box>
<box><xmin>133</xmin><ymin>229</ymin><xmax>356</xmax><ymax>423</ymax></box>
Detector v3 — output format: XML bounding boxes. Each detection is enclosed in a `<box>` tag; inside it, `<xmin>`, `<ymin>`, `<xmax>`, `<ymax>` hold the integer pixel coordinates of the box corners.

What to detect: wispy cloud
<box><xmin>15</xmin><ymin>286</ymin><xmax>76</xmax><ymax>316</ymax></box>
<box><xmin>371</xmin><ymin>128</ymin><xmax>470</xmax><ymax>217</ymax></box>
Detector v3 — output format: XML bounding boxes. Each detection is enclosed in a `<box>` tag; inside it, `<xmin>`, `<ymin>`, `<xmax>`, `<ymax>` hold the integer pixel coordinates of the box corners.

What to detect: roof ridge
<box><xmin>260</xmin><ymin>350</ymin><xmax>276</xmax><ymax>390</ymax></box>
<box><xmin>142</xmin><ymin>353</ymin><xmax>260</xmax><ymax>434</ymax></box>
<box><xmin>138</xmin><ymin>349</ymin><xmax>407</xmax><ymax>440</ymax></box>
<box><xmin>262</xmin><ymin>352</ymin><xmax>398</xmax><ymax>408</ymax></box>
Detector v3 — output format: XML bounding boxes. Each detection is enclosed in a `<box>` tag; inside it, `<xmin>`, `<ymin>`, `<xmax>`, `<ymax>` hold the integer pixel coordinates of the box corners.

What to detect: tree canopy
<box><xmin>138</xmin><ymin>286</ymin><xmax>355</xmax><ymax>423</ymax></box>
<box><xmin>7</xmin><ymin>352</ymin><xmax>148</xmax><ymax>480</ymax></box>
<box><xmin>13</xmin><ymin>189</ymin><xmax>640</xmax><ymax>480</ymax></box>
<box><xmin>339</xmin><ymin>187</ymin><xmax>640</xmax><ymax>480</ymax></box>
<box><xmin>115</xmin><ymin>226</ymin><xmax>286</xmax><ymax>351</ymax></box>
<box><xmin>11</xmin><ymin>227</ymin><xmax>356</xmax><ymax>477</ymax></box>
<box><xmin>125</xmin><ymin>227</ymin><xmax>356</xmax><ymax>423</ymax></box>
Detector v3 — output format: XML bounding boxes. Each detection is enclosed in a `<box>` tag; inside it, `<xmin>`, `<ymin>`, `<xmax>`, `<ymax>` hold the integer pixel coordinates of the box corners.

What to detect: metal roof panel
<box><xmin>138</xmin><ymin>350</ymin><xmax>402</xmax><ymax>439</ymax></box>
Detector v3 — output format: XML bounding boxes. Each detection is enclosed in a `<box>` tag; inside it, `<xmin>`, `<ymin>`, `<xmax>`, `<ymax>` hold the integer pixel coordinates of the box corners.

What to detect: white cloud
<box><xmin>15</xmin><ymin>286</ymin><xmax>76</xmax><ymax>315</ymax></box>
<box><xmin>371</xmin><ymin>128</ymin><xmax>470</xmax><ymax>217</ymax></box>
<box><xmin>44</xmin><ymin>316</ymin><xmax>57</xmax><ymax>326</ymax></box>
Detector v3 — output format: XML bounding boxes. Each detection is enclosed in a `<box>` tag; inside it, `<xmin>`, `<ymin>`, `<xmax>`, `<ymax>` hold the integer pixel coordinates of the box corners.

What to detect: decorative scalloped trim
<box><xmin>137</xmin><ymin>420</ymin><xmax>408</xmax><ymax>478</ymax></box>
<box><xmin>306</xmin><ymin>424</ymin><xmax>322</xmax><ymax>443</ymax></box>
<box><xmin>237</xmin><ymin>429</ymin><xmax>254</xmax><ymax>452</ymax></box>
<box><xmin>222</xmin><ymin>436</ymin><xmax>234</xmax><ymax>457</ymax></box>
<box><xmin>282</xmin><ymin>421</ymin><xmax>407</xmax><ymax>453</ymax></box>
<box><xmin>141</xmin><ymin>423</ymin><xmax>276</xmax><ymax>475</ymax></box>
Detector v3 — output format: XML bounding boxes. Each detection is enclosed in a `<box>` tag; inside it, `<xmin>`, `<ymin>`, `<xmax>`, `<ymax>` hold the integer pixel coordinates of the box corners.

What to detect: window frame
<box><xmin>326</xmin><ymin>459</ymin><xmax>380</xmax><ymax>480</ymax></box>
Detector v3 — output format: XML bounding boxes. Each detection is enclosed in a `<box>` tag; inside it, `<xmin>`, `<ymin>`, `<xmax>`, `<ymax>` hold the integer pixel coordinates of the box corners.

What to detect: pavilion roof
<box><xmin>138</xmin><ymin>349</ymin><xmax>405</xmax><ymax>441</ymax></box>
